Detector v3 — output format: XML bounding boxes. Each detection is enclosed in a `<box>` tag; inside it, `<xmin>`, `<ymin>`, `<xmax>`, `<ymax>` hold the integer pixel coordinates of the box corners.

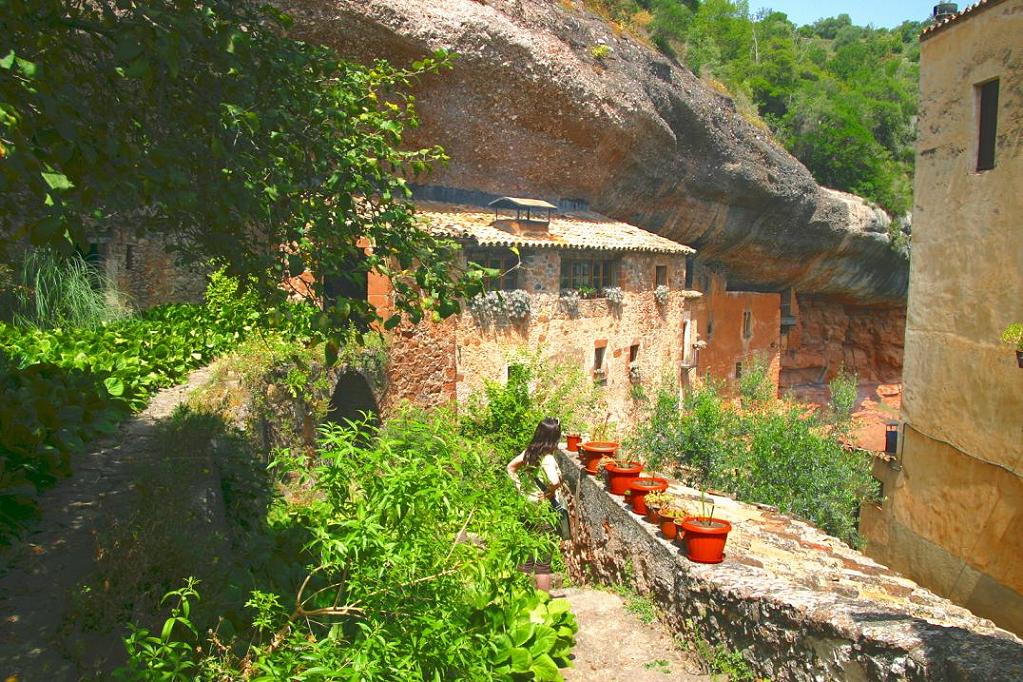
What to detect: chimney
<box><xmin>488</xmin><ymin>197</ymin><xmax>557</xmax><ymax>235</ymax></box>
<box><xmin>933</xmin><ymin>3</ymin><xmax>958</xmax><ymax>19</ymax></box>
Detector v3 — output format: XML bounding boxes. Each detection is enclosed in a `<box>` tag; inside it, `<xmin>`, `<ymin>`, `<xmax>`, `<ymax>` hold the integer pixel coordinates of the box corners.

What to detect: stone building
<box><xmin>861</xmin><ymin>0</ymin><xmax>1023</xmax><ymax>635</ymax></box>
<box><xmin>373</xmin><ymin>195</ymin><xmax>700</xmax><ymax>429</ymax></box>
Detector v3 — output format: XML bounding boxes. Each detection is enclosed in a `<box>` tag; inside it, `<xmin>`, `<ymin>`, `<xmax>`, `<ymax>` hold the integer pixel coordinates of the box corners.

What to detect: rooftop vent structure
<box><xmin>489</xmin><ymin>196</ymin><xmax>557</xmax><ymax>235</ymax></box>
<box><xmin>933</xmin><ymin>3</ymin><xmax>958</xmax><ymax>19</ymax></box>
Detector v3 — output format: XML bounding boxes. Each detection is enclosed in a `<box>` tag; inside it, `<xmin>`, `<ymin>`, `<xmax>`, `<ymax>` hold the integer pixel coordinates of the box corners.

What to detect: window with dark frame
<box><xmin>655</xmin><ymin>265</ymin><xmax>667</xmax><ymax>287</ymax></box>
<box><xmin>735</xmin><ymin>362</ymin><xmax>743</xmax><ymax>379</ymax></box>
<box><xmin>977</xmin><ymin>78</ymin><xmax>999</xmax><ymax>172</ymax></box>
<box><xmin>560</xmin><ymin>255</ymin><xmax>620</xmax><ymax>292</ymax></box>
<box><xmin>684</xmin><ymin>255</ymin><xmax>695</xmax><ymax>289</ymax></box>
<box><xmin>470</xmin><ymin>250</ymin><xmax>520</xmax><ymax>291</ymax></box>
<box><xmin>594</xmin><ymin>346</ymin><xmax>606</xmax><ymax>372</ymax></box>
<box><xmin>742</xmin><ymin>310</ymin><xmax>753</xmax><ymax>340</ymax></box>
<box><xmin>629</xmin><ymin>344</ymin><xmax>640</xmax><ymax>364</ymax></box>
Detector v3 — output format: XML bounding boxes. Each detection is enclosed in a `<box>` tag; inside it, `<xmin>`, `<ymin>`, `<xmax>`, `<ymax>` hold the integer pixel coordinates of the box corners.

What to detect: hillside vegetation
<box><xmin>586</xmin><ymin>0</ymin><xmax>923</xmax><ymax>216</ymax></box>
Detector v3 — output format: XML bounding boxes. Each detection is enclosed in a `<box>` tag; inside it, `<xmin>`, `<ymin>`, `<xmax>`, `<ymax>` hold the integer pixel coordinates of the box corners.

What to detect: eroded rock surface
<box><xmin>283</xmin><ymin>0</ymin><xmax>909</xmax><ymax>305</ymax></box>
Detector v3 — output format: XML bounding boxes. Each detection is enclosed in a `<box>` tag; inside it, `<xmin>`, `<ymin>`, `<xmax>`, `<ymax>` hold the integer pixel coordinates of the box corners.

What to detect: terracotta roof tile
<box><xmin>414</xmin><ymin>202</ymin><xmax>695</xmax><ymax>255</ymax></box>
<box><xmin>921</xmin><ymin>0</ymin><xmax>1011</xmax><ymax>40</ymax></box>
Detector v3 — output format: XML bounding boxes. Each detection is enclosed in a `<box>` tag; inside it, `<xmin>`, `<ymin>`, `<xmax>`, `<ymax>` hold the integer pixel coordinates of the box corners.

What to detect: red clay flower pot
<box><xmin>644</xmin><ymin>507</ymin><xmax>660</xmax><ymax>524</ymax></box>
<box><xmin>580</xmin><ymin>441</ymin><xmax>618</xmax><ymax>475</ymax></box>
<box><xmin>679</xmin><ymin>516</ymin><xmax>733</xmax><ymax>564</ymax></box>
<box><xmin>657</xmin><ymin>510</ymin><xmax>679</xmax><ymax>540</ymax></box>
<box><xmin>627</xmin><ymin>477</ymin><xmax>669</xmax><ymax>515</ymax></box>
<box><xmin>566</xmin><ymin>434</ymin><xmax>582</xmax><ymax>452</ymax></box>
<box><xmin>605</xmin><ymin>461</ymin><xmax>643</xmax><ymax>496</ymax></box>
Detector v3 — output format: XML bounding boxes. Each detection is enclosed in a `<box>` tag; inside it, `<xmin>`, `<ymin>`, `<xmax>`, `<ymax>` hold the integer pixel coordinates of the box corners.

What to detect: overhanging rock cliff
<box><xmin>284</xmin><ymin>0</ymin><xmax>909</xmax><ymax>307</ymax></box>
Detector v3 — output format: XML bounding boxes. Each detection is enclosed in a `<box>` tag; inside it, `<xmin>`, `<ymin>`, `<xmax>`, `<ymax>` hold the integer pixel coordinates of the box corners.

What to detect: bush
<box><xmin>738</xmin><ymin>354</ymin><xmax>775</xmax><ymax>408</ymax></box>
<box><xmin>630</xmin><ymin>382</ymin><xmax>875</xmax><ymax>546</ymax></box>
<box><xmin>461</xmin><ymin>351</ymin><xmax>603</xmax><ymax>461</ymax></box>
<box><xmin>116</xmin><ymin>411</ymin><xmax>578</xmax><ymax>680</ymax></box>
<box><xmin>827</xmin><ymin>367</ymin><xmax>859</xmax><ymax>435</ymax></box>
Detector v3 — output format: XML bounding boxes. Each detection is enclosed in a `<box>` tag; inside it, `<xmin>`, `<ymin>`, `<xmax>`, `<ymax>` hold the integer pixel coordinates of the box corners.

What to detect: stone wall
<box><xmin>452</xmin><ymin>250</ymin><xmax>695</xmax><ymax>430</ymax></box>
<box><xmin>101</xmin><ymin>228</ymin><xmax>207</xmax><ymax>309</ymax></box>
<box><xmin>781</xmin><ymin>294</ymin><xmax>905</xmax><ymax>389</ymax></box>
<box><xmin>557</xmin><ymin>450</ymin><xmax>1023</xmax><ymax>681</ymax></box>
<box><xmin>861</xmin><ymin>0</ymin><xmax>1023</xmax><ymax>636</ymax></box>
<box><xmin>379</xmin><ymin>316</ymin><xmax>458</xmax><ymax>413</ymax></box>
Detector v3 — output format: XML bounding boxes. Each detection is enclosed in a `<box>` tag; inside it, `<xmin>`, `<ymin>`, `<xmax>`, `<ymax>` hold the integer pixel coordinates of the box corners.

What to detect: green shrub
<box><xmin>116</xmin><ymin>411</ymin><xmax>578</xmax><ymax>680</ymax></box>
<box><xmin>461</xmin><ymin>351</ymin><xmax>602</xmax><ymax>461</ymax></box>
<box><xmin>827</xmin><ymin>367</ymin><xmax>859</xmax><ymax>435</ymax></box>
<box><xmin>738</xmin><ymin>354</ymin><xmax>775</xmax><ymax>408</ymax></box>
<box><xmin>630</xmin><ymin>382</ymin><xmax>875</xmax><ymax>546</ymax></box>
<box><xmin>0</xmin><ymin>273</ymin><xmax>319</xmax><ymax>542</ymax></box>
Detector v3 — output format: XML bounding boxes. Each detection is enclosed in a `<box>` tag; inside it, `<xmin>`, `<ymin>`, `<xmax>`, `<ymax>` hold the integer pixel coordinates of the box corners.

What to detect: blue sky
<box><xmin>752</xmin><ymin>0</ymin><xmax>938</xmax><ymax>28</ymax></box>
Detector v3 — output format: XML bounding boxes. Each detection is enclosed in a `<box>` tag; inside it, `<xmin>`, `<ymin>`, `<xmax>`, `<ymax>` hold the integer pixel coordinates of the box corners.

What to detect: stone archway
<box><xmin>325</xmin><ymin>369</ymin><xmax>381</xmax><ymax>430</ymax></box>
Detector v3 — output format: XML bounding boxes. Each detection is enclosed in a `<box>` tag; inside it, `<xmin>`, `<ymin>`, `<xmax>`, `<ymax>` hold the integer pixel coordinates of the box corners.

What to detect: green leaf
<box><xmin>509</xmin><ymin>647</ymin><xmax>532</xmax><ymax>674</ymax></box>
<box><xmin>103</xmin><ymin>377</ymin><xmax>125</xmax><ymax>397</ymax></box>
<box><xmin>0</xmin><ymin>50</ymin><xmax>15</xmax><ymax>70</ymax></box>
<box><xmin>530</xmin><ymin>653</ymin><xmax>561</xmax><ymax>680</ymax></box>
<box><xmin>529</xmin><ymin>625</ymin><xmax>557</xmax><ymax>657</ymax></box>
<box><xmin>510</xmin><ymin>623</ymin><xmax>535</xmax><ymax>648</ymax></box>
<box><xmin>41</xmin><ymin>172</ymin><xmax>74</xmax><ymax>191</ymax></box>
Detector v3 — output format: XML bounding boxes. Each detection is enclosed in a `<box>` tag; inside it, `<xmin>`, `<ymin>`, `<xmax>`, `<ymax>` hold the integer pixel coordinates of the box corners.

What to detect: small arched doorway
<box><xmin>326</xmin><ymin>370</ymin><xmax>380</xmax><ymax>433</ymax></box>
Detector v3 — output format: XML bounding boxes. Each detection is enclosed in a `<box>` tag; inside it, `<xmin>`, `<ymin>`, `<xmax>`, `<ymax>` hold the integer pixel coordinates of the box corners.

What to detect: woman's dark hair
<box><xmin>523</xmin><ymin>417</ymin><xmax>561</xmax><ymax>468</ymax></box>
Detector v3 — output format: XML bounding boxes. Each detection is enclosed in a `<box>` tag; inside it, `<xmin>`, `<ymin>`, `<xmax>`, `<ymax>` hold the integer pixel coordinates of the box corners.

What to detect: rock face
<box><xmin>283</xmin><ymin>0</ymin><xmax>909</xmax><ymax>305</ymax></box>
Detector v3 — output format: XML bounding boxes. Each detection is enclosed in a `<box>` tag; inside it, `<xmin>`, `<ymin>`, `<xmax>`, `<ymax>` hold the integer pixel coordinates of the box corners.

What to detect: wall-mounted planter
<box><xmin>678</xmin><ymin>516</ymin><xmax>733</xmax><ymax>564</ymax></box>
<box><xmin>605</xmin><ymin>461</ymin><xmax>643</xmax><ymax>495</ymax></box>
<box><xmin>580</xmin><ymin>441</ymin><xmax>618</xmax><ymax>475</ymax></box>
<box><xmin>627</xmin><ymin>477</ymin><xmax>669</xmax><ymax>515</ymax></box>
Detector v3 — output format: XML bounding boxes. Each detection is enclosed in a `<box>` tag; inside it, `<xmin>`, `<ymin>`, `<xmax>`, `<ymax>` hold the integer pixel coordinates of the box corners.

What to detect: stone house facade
<box><xmin>860</xmin><ymin>0</ymin><xmax>1023</xmax><ymax>635</ymax></box>
<box><xmin>376</xmin><ymin>199</ymin><xmax>700</xmax><ymax>430</ymax></box>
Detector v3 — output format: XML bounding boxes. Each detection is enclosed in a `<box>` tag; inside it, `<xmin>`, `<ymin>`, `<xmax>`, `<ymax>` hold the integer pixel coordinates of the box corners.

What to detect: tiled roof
<box><xmin>414</xmin><ymin>202</ymin><xmax>695</xmax><ymax>255</ymax></box>
<box><xmin>921</xmin><ymin>0</ymin><xmax>1010</xmax><ymax>40</ymax></box>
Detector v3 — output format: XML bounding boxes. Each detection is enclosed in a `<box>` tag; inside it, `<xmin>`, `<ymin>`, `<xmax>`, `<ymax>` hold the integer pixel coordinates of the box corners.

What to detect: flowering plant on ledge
<box><xmin>654</xmin><ymin>285</ymin><xmax>670</xmax><ymax>306</ymax></box>
<box><xmin>603</xmin><ymin>286</ymin><xmax>624</xmax><ymax>306</ymax></box>
<box><xmin>467</xmin><ymin>290</ymin><xmax>531</xmax><ymax>323</ymax></box>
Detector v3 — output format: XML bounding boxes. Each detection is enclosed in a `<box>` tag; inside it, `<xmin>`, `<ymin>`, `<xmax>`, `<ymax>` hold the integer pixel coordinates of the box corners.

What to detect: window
<box><xmin>735</xmin><ymin>362</ymin><xmax>743</xmax><ymax>379</ymax></box>
<box><xmin>470</xmin><ymin>250</ymin><xmax>519</xmax><ymax>291</ymax></box>
<box><xmin>742</xmin><ymin>310</ymin><xmax>753</xmax><ymax>340</ymax></box>
<box><xmin>594</xmin><ymin>346</ymin><xmax>606</xmax><ymax>371</ymax></box>
<box><xmin>684</xmin><ymin>255</ymin><xmax>695</xmax><ymax>289</ymax></box>
<box><xmin>706</xmin><ymin>315</ymin><xmax>714</xmax><ymax>340</ymax></box>
<box><xmin>629</xmin><ymin>344</ymin><xmax>640</xmax><ymax>364</ymax></box>
<box><xmin>977</xmin><ymin>79</ymin><xmax>999</xmax><ymax>171</ymax></box>
<box><xmin>655</xmin><ymin>265</ymin><xmax>667</xmax><ymax>287</ymax></box>
<box><xmin>560</xmin><ymin>255</ymin><xmax>620</xmax><ymax>292</ymax></box>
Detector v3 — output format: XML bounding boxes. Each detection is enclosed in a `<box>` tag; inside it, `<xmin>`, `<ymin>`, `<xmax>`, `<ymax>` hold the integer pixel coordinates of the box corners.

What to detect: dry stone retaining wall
<box><xmin>557</xmin><ymin>451</ymin><xmax>1023</xmax><ymax>681</ymax></box>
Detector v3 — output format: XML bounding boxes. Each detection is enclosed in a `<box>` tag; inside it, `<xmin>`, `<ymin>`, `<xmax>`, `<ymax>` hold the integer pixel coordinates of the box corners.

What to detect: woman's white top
<box><xmin>507</xmin><ymin>451</ymin><xmax>564</xmax><ymax>507</ymax></box>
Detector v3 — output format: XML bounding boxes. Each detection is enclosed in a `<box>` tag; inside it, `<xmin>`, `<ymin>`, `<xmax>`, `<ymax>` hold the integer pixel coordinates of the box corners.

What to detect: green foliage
<box><xmin>1000</xmin><ymin>323</ymin><xmax>1023</xmax><ymax>351</ymax></box>
<box><xmin>590</xmin><ymin>44</ymin><xmax>613</xmax><ymax>60</ymax></box>
<box><xmin>115</xmin><ymin>411</ymin><xmax>577</xmax><ymax>680</ymax></box>
<box><xmin>461</xmin><ymin>351</ymin><xmax>603</xmax><ymax>461</ymax></box>
<box><xmin>0</xmin><ymin>273</ymin><xmax>318</xmax><ymax>542</ymax></box>
<box><xmin>579</xmin><ymin>0</ymin><xmax>923</xmax><ymax>221</ymax></box>
<box><xmin>3</xmin><ymin>249</ymin><xmax>131</xmax><ymax>329</ymax></box>
<box><xmin>117</xmin><ymin>579</ymin><xmax>202</xmax><ymax>682</ymax></box>
<box><xmin>1</xmin><ymin>0</ymin><xmax>481</xmax><ymax>331</ymax></box>
<box><xmin>827</xmin><ymin>367</ymin><xmax>859</xmax><ymax>435</ymax></box>
<box><xmin>738</xmin><ymin>354</ymin><xmax>775</xmax><ymax>408</ymax></box>
<box><xmin>629</xmin><ymin>382</ymin><xmax>875</xmax><ymax>546</ymax></box>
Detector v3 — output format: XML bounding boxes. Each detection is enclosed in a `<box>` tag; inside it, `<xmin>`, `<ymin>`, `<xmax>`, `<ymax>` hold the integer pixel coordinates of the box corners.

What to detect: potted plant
<box><xmin>1001</xmin><ymin>323</ymin><xmax>1023</xmax><ymax>368</ymax></box>
<box><xmin>657</xmin><ymin>503</ymin><xmax>689</xmax><ymax>541</ymax></box>
<box><xmin>602</xmin><ymin>456</ymin><xmax>644</xmax><ymax>496</ymax></box>
<box><xmin>678</xmin><ymin>492</ymin><xmax>732</xmax><ymax>564</ymax></box>
<box><xmin>565</xmin><ymin>433</ymin><xmax>582</xmax><ymax>452</ymax></box>
<box><xmin>580</xmin><ymin>441</ymin><xmax>618</xmax><ymax>475</ymax></box>
<box><xmin>626</xmin><ymin>477</ymin><xmax>669</xmax><ymax>515</ymax></box>
<box><xmin>643</xmin><ymin>491</ymin><xmax>673</xmax><ymax>524</ymax></box>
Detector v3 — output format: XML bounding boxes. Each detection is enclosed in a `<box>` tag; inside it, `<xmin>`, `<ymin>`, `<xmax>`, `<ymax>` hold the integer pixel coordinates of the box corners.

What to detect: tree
<box><xmin>0</xmin><ymin>0</ymin><xmax>480</xmax><ymax>335</ymax></box>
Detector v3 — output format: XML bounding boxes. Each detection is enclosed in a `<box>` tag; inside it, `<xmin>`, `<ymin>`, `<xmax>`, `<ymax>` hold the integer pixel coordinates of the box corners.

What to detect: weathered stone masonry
<box><xmin>557</xmin><ymin>450</ymin><xmax>1023</xmax><ymax>681</ymax></box>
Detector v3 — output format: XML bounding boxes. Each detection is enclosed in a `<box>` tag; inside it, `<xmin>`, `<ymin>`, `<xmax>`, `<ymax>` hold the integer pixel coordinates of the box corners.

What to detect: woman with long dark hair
<box><xmin>506</xmin><ymin>417</ymin><xmax>565</xmax><ymax>592</ymax></box>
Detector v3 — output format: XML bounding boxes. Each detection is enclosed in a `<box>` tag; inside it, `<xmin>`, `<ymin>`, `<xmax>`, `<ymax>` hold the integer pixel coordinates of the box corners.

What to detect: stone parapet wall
<box><xmin>557</xmin><ymin>451</ymin><xmax>1023</xmax><ymax>681</ymax></box>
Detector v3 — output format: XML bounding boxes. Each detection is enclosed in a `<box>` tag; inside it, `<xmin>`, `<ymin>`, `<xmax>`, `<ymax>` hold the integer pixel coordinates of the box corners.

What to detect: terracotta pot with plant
<box><xmin>657</xmin><ymin>504</ymin><xmax>689</xmax><ymax>541</ymax></box>
<box><xmin>643</xmin><ymin>491</ymin><xmax>673</xmax><ymax>524</ymax></box>
<box><xmin>580</xmin><ymin>441</ymin><xmax>618</xmax><ymax>474</ymax></box>
<box><xmin>626</xmin><ymin>477</ymin><xmax>669</xmax><ymax>515</ymax></box>
<box><xmin>603</xmin><ymin>456</ymin><xmax>644</xmax><ymax>496</ymax></box>
<box><xmin>1001</xmin><ymin>323</ymin><xmax>1023</xmax><ymax>368</ymax></box>
<box><xmin>678</xmin><ymin>492</ymin><xmax>732</xmax><ymax>564</ymax></box>
<box><xmin>565</xmin><ymin>433</ymin><xmax>582</xmax><ymax>452</ymax></box>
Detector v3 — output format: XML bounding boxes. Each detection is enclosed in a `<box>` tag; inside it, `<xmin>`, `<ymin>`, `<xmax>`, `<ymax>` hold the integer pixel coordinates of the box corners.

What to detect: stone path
<box><xmin>561</xmin><ymin>587</ymin><xmax>710</xmax><ymax>681</ymax></box>
<box><xmin>0</xmin><ymin>367</ymin><xmax>214</xmax><ymax>681</ymax></box>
